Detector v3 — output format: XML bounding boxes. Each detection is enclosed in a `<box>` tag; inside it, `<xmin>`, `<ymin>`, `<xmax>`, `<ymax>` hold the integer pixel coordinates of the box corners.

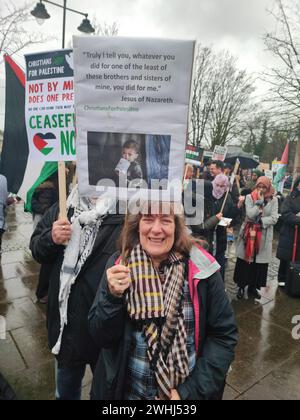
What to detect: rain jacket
<box><xmin>88</xmin><ymin>246</ymin><xmax>238</xmax><ymax>400</ymax></box>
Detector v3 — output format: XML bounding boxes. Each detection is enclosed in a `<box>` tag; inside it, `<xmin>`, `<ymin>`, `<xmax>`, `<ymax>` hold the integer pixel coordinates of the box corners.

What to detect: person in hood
<box><xmin>88</xmin><ymin>202</ymin><xmax>237</xmax><ymax>401</ymax></box>
<box><xmin>276</xmin><ymin>176</ymin><xmax>300</xmax><ymax>287</ymax></box>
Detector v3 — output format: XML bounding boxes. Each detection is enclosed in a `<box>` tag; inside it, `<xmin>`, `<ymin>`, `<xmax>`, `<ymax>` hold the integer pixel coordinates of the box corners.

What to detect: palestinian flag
<box><xmin>1</xmin><ymin>54</ymin><xmax>58</xmax><ymax>209</ymax></box>
<box><xmin>273</xmin><ymin>143</ymin><xmax>289</xmax><ymax>192</ymax></box>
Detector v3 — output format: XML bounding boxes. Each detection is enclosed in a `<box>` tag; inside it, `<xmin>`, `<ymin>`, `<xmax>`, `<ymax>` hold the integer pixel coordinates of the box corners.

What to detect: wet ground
<box><xmin>0</xmin><ymin>204</ymin><xmax>299</xmax><ymax>400</ymax></box>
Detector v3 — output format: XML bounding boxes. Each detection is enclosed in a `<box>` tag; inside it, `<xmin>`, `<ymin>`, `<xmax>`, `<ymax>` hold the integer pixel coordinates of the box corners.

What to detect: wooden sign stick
<box><xmin>58</xmin><ymin>161</ymin><xmax>67</xmax><ymax>220</ymax></box>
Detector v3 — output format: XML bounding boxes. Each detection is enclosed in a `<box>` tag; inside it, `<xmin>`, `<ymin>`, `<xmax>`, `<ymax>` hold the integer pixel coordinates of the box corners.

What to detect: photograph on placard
<box><xmin>87</xmin><ymin>132</ymin><xmax>171</xmax><ymax>189</ymax></box>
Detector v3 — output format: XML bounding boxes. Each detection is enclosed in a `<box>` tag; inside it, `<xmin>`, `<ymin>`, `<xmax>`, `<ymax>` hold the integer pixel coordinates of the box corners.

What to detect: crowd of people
<box><xmin>1</xmin><ymin>157</ymin><xmax>299</xmax><ymax>401</ymax></box>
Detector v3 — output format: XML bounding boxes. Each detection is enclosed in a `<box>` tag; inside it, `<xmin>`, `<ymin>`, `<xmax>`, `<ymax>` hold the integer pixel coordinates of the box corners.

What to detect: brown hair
<box><xmin>119</xmin><ymin>201</ymin><xmax>205</xmax><ymax>259</ymax></box>
<box><xmin>123</xmin><ymin>140</ymin><xmax>140</xmax><ymax>153</ymax></box>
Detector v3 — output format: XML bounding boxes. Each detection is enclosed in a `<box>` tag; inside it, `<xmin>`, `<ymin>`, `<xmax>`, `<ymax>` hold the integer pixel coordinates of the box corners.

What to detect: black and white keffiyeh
<box><xmin>52</xmin><ymin>187</ymin><xmax>115</xmax><ymax>355</ymax></box>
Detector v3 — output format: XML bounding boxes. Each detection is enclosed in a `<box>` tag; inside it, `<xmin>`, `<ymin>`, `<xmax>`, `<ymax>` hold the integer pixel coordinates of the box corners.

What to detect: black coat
<box><xmin>188</xmin><ymin>181</ymin><xmax>218</xmax><ymax>254</ymax></box>
<box><xmin>213</xmin><ymin>194</ymin><xmax>239</xmax><ymax>255</ymax></box>
<box><xmin>88</xmin><ymin>254</ymin><xmax>238</xmax><ymax>400</ymax></box>
<box><xmin>31</xmin><ymin>188</ymin><xmax>58</xmax><ymax>215</ymax></box>
<box><xmin>30</xmin><ymin>204</ymin><xmax>124</xmax><ymax>367</ymax></box>
<box><xmin>277</xmin><ymin>188</ymin><xmax>300</xmax><ymax>262</ymax></box>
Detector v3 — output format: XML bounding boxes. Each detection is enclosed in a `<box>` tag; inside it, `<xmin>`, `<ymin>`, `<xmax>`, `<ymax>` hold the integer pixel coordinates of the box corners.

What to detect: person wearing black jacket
<box><xmin>30</xmin><ymin>188</ymin><xmax>124</xmax><ymax>400</ymax></box>
<box><xmin>277</xmin><ymin>176</ymin><xmax>300</xmax><ymax>286</ymax></box>
<box><xmin>88</xmin><ymin>205</ymin><xmax>237</xmax><ymax>400</ymax></box>
<box><xmin>189</xmin><ymin>181</ymin><xmax>222</xmax><ymax>254</ymax></box>
<box><xmin>31</xmin><ymin>173</ymin><xmax>59</xmax><ymax>303</ymax></box>
<box><xmin>212</xmin><ymin>174</ymin><xmax>240</xmax><ymax>280</ymax></box>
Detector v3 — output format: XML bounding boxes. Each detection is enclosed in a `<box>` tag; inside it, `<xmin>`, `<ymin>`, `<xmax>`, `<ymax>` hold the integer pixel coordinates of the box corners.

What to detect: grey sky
<box><xmin>0</xmin><ymin>0</ymin><xmax>277</xmax><ymax>129</ymax></box>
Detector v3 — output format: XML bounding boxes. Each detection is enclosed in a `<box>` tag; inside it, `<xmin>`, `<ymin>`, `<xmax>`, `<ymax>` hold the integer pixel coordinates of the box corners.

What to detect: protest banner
<box><xmin>212</xmin><ymin>146</ymin><xmax>228</xmax><ymax>162</ymax></box>
<box><xmin>185</xmin><ymin>145</ymin><xmax>204</xmax><ymax>167</ymax></box>
<box><xmin>265</xmin><ymin>170</ymin><xmax>274</xmax><ymax>181</ymax></box>
<box><xmin>25</xmin><ymin>49</ymin><xmax>75</xmax><ymax>162</ymax></box>
<box><xmin>73</xmin><ymin>36</ymin><xmax>195</xmax><ymax>202</ymax></box>
<box><xmin>259</xmin><ymin>162</ymin><xmax>270</xmax><ymax>172</ymax></box>
<box><xmin>25</xmin><ymin>49</ymin><xmax>75</xmax><ymax>218</ymax></box>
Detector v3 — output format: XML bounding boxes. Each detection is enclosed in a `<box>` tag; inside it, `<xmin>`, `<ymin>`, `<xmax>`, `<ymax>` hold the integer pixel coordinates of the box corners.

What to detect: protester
<box><xmin>234</xmin><ymin>177</ymin><xmax>279</xmax><ymax>299</ymax></box>
<box><xmin>276</xmin><ymin>176</ymin><xmax>300</xmax><ymax>287</ymax></box>
<box><xmin>242</xmin><ymin>169</ymin><xmax>263</xmax><ymax>195</ymax></box>
<box><xmin>209</xmin><ymin>160</ymin><xmax>224</xmax><ymax>179</ymax></box>
<box><xmin>212</xmin><ymin>174</ymin><xmax>239</xmax><ymax>280</ymax></box>
<box><xmin>30</xmin><ymin>187</ymin><xmax>124</xmax><ymax>400</ymax></box>
<box><xmin>88</xmin><ymin>202</ymin><xmax>238</xmax><ymax>400</ymax></box>
<box><xmin>202</xmin><ymin>161</ymin><xmax>214</xmax><ymax>181</ymax></box>
<box><xmin>190</xmin><ymin>180</ymin><xmax>222</xmax><ymax>253</ymax></box>
<box><xmin>184</xmin><ymin>163</ymin><xmax>194</xmax><ymax>180</ymax></box>
<box><xmin>224</xmin><ymin>163</ymin><xmax>233</xmax><ymax>177</ymax></box>
<box><xmin>31</xmin><ymin>173</ymin><xmax>59</xmax><ymax>229</ymax></box>
<box><xmin>0</xmin><ymin>174</ymin><xmax>8</xmax><ymax>252</ymax></box>
<box><xmin>29</xmin><ymin>172</ymin><xmax>59</xmax><ymax>303</ymax></box>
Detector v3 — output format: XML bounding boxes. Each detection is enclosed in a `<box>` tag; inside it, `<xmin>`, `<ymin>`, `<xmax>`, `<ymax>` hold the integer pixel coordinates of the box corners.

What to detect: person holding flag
<box><xmin>273</xmin><ymin>143</ymin><xmax>289</xmax><ymax>193</ymax></box>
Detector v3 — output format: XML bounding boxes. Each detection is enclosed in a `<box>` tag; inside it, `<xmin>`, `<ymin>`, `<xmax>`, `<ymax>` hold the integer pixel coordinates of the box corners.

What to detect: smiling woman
<box><xmin>88</xmin><ymin>200</ymin><xmax>238</xmax><ymax>401</ymax></box>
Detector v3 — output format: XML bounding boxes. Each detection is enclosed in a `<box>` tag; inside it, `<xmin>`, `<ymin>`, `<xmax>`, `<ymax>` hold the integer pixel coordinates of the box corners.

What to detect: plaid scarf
<box><xmin>126</xmin><ymin>244</ymin><xmax>189</xmax><ymax>400</ymax></box>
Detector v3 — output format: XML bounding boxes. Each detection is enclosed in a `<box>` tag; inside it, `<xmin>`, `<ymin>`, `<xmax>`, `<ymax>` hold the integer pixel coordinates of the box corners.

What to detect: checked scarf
<box><xmin>126</xmin><ymin>244</ymin><xmax>189</xmax><ymax>400</ymax></box>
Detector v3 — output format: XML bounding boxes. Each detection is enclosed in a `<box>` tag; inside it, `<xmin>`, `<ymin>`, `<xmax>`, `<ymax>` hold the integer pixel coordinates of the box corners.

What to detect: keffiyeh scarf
<box><xmin>52</xmin><ymin>187</ymin><xmax>115</xmax><ymax>355</ymax></box>
<box><xmin>126</xmin><ymin>244</ymin><xmax>189</xmax><ymax>399</ymax></box>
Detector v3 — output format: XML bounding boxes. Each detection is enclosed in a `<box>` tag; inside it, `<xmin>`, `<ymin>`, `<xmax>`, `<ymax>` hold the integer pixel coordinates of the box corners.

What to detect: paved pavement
<box><xmin>0</xmin><ymin>204</ymin><xmax>299</xmax><ymax>400</ymax></box>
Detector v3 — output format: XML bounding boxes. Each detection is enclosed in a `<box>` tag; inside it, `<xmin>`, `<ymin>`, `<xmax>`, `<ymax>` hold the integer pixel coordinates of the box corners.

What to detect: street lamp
<box><xmin>31</xmin><ymin>0</ymin><xmax>95</xmax><ymax>48</ymax></box>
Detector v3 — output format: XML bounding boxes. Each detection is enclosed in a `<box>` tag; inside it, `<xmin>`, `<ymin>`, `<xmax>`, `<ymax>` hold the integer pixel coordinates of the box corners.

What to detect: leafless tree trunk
<box><xmin>0</xmin><ymin>1</ymin><xmax>50</xmax><ymax>62</ymax></box>
<box><xmin>190</xmin><ymin>46</ymin><xmax>255</xmax><ymax>149</ymax></box>
<box><xmin>92</xmin><ymin>19</ymin><xmax>119</xmax><ymax>37</ymax></box>
<box><xmin>263</xmin><ymin>0</ymin><xmax>300</xmax><ymax>178</ymax></box>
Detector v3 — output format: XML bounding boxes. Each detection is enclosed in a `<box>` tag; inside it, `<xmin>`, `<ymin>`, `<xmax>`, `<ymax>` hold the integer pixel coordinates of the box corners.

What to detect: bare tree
<box><xmin>92</xmin><ymin>18</ymin><xmax>119</xmax><ymax>37</ymax></box>
<box><xmin>190</xmin><ymin>46</ymin><xmax>255</xmax><ymax>149</ymax></box>
<box><xmin>0</xmin><ymin>1</ymin><xmax>50</xmax><ymax>62</ymax></box>
<box><xmin>263</xmin><ymin>0</ymin><xmax>300</xmax><ymax>176</ymax></box>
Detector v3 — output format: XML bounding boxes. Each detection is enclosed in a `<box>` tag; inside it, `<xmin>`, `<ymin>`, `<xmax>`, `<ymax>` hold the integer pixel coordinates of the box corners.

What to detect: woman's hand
<box><xmin>170</xmin><ymin>389</ymin><xmax>181</xmax><ymax>400</ymax></box>
<box><xmin>107</xmin><ymin>265</ymin><xmax>131</xmax><ymax>297</ymax></box>
<box><xmin>216</xmin><ymin>212</ymin><xmax>223</xmax><ymax>221</ymax></box>
<box><xmin>156</xmin><ymin>389</ymin><xmax>181</xmax><ymax>400</ymax></box>
<box><xmin>237</xmin><ymin>196</ymin><xmax>245</xmax><ymax>209</ymax></box>
<box><xmin>51</xmin><ymin>219</ymin><xmax>72</xmax><ymax>245</ymax></box>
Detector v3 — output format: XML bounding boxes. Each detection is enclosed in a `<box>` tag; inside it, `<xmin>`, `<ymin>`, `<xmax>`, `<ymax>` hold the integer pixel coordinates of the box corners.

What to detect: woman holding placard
<box><xmin>88</xmin><ymin>201</ymin><xmax>237</xmax><ymax>400</ymax></box>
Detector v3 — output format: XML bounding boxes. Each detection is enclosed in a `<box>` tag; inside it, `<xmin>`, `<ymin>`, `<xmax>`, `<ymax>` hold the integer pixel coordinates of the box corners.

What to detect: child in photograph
<box><xmin>115</xmin><ymin>140</ymin><xmax>143</xmax><ymax>187</ymax></box>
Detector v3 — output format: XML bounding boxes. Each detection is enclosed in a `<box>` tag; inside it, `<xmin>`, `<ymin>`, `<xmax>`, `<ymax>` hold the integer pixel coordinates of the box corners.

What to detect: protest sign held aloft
<box><xmin>212</xmin><ymin>146</ymin><xmax>228</xmax><ymax>162</ymax></box>
<box><xmin>25</xmin><ymin>50</ymin><xmax>75</xmax><ymax>162</ymax></box>
<box><xmin>73</xmin><ymin>36</ymin><xmax>195</xmax><ymax>202</ymax></box>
